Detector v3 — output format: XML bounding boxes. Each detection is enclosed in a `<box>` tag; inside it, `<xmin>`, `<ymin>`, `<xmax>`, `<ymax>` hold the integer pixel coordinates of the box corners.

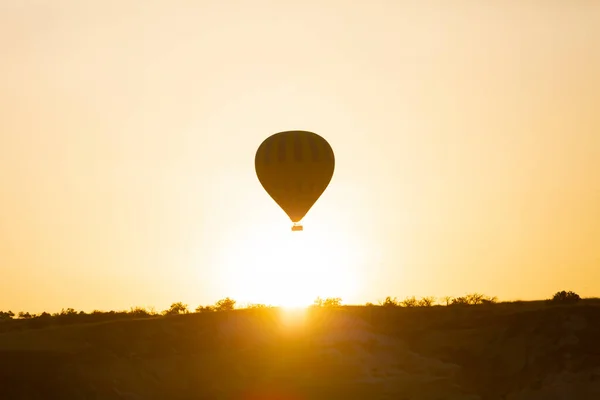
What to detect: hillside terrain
<box><xmin>1</xmin><ymin>302</ymin><xmax>599</xmax><ymax>399</ymax></box>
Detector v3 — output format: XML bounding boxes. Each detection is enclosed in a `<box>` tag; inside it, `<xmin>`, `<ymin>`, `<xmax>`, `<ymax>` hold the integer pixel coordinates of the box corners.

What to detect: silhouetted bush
<box><xmin>418</xmin><ymin>296</ymin><xmax>437</xmax><ymax>307</ymax></box>
<box><xmin>129</xmin><ymin>306</ymin><xmax>155</xmax><ymax>317</ymax></box>
<box><xmin>442</xmin><ymin>296</ymin><xmax>454</xmax><ymax>306</ymax></box>
<box><xmin>447</xmin><ymin>293</ymin><xmax>497</xmax><ymax>306</ymax></box>
<box><xmin>194</xmin><ymin>297</ymin><xmax>237</xmax><ymax>313</ymax></box>
<box><xmin>548</xmin><ymin>290</ymin><xmax>581</xmax><ymax>305</ymax></box>
<box><xmin>481</xmin><ymin>297</ymin><xmax>498</xmax><ymax>305</ymax></box>
<box><xmin>246</xmin><ymin>303</ymin><xmax>271</xmax><ymax>309</ymax></box>
<box><xmin>465</xmin><ymin>293</ymin><xmax>498</xmax><ymax>305</ymax></box>
<box><xmin>312</xmin><ymin>297</ymin><xmax>342</xmax><ymax>308</ymax></box>
<box><xmin>163</xmin><ymin>302</ymin><xmax>189</xmax><ymax>315</ymax></box>
<box><xmin>55</xmin><ymin>308</ymin><xmax>78</xmax><ymax>317</ymax></box>
<box><xmin>214</xmin><ymin>297</ymin><xmax>236</xmax><ymax>311</ymax></box>
<box><xmin>195</xmin><ymin>305</ymin><xmax>215</xmax><ymax>313</ymax></box>
<box><xmin>450</xmin><ymin>297</ymin><xmax>470</xmax><ymax>306</ymax></box>
<box><xmin>376</xmin><ymin>294</ymin><xmax>498</xmax><ymax>308</ymax></box>
<box><xmin>401</xmin><ymin>296</ymin><xmax>419</xmax><ymax>307</ymax></box>
<box><xmin>0</xmin><ymin>311</ymin><xmax>14</xmax><ymax>320</ymax></box>
<box><xmin>379</xmin><ymin>297</ymin><xmax>399</xmax><ymax>307</ymax></box>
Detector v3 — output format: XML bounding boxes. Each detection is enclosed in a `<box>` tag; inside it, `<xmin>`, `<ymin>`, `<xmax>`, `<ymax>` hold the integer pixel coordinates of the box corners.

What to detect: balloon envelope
<box><xmin>255</xmin><ymin>130</ymin><xmax>335</xmax><ymax>227</ymax></box>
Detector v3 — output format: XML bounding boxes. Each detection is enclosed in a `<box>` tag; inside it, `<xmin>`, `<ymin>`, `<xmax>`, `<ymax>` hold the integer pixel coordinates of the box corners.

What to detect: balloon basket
<box><xmin>291</xmin><ymin>223</ymin><xmax>303</xmax><ymax>232</ymax></box>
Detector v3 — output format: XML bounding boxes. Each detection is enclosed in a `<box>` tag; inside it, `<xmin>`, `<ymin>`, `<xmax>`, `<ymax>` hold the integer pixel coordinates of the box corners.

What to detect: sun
<box><xmin>214</xmin><ymin>215</ymin><xmax>362</xmax><ymax>308</ymax></box>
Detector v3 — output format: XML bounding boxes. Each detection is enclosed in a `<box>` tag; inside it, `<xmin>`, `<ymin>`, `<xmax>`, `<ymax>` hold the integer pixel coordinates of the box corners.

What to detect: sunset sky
<box><xmin>1</xmin><ymin>1</ymin><xmax>599</xmax><ymax>313</ymax></box>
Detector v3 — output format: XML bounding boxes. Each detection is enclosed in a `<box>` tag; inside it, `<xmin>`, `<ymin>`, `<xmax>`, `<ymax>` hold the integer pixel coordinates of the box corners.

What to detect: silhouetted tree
<box><xmin>450</xmin><ymin>296</ymin><xmax>469</xmax><ymax>306</ymax></box>
<box><xmin>401</xmin><ymin>296</ymin><xmax>418</xmax><ymax>307</ymax></box>
<box><xmin>17</xmin><ymin>311</ymin><xmax>32</xmax><ymax>319</ymax></box>
<box><xmin>0</xmin><ymin>311</ymin><xmax>14</xmax><ymax>320</ymax></box>
<box><xmin>466</xmin><ymin>293</ymin><xmax>485</xmax><ymax>304</ymax></box>
<box><xmin>313</xmin><ymin>297</ymin><xmax>342</xmax><ymax>308</ymax></box>
<box><xmin>481</xmin><ymin>296</ymin><xmax>498</xmax><ymax>305</ymax></box>
<box><xmin>147</xmin><ymin>306</ymin><xmax>158</xmax><ymax>315</ymax></box>
<box><xmin>549</xmin><ymin>290</ymin><xmax>581</xmax><ymax>305</ymax></box>
<box><xmin>195</xmin><ymin>305</ymin><xmax>215</xmax><ymax>313</ymax></box>
<box><xmin>214</xmin><ymin>297</ymin><xmax>236</xmax><ymax>311</ymax></box>
<box><xmin>163</xmin><ymin>302</ymin><xmax>189</xmax><ymax>315</ymax></box>
<box><xmin>418</xmin><ymin>296</ymin><xmax>436</xmax><ymax>307</ymax></box>
<box><xmin>447</xmin><ymin>293</ymin><xmax>497</xmax><ymax>306</ymax></box>
<box><xmin>246</xmin><ymin>303</ymin><xmax>270</xmax><ymax>309</ymax></box>
<box><xmin>129</xmin><ymin>306</ymin><xmax>152</xmax><ymax>317</ymax></box>
<box><xmin>313</xmin><ymin>297</ymin><xmax>323</xmax><ymax>307</ymax></box>
<box><xmin>380</xmin><ymin>296</ymin><xmax>399</xmax><ymax>307</ymax></box>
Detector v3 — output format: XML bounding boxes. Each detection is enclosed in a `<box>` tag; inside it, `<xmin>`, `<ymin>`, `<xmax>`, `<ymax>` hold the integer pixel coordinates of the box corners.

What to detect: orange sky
<box><xmin>1</xmin><ymin>1</ymin><xmax>599</xmax><ymax>313</ymax></box>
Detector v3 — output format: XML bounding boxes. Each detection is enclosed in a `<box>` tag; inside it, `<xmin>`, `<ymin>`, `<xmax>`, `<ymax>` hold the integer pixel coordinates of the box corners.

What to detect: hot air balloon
<box><xmin>255</xmin><ymin>130</ymin><xmax>335</xmax><ymax>231</ymax></box>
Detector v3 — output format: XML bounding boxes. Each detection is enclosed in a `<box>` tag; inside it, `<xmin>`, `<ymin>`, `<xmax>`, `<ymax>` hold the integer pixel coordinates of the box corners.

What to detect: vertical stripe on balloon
<box><xmin>307</xmin><ymin>133</ymin><xmax>320</xmax><ymax>162</ymax></box>
<box><xmin>321</xmin><ymin>138</ymin><xmax>332</xmax><ymax>162</ymax></box>
<box><xmin>277</xmin><ymin>134</ymin><xmax>287</xmax><ymax>163</ymax></box>
<box><xmin>262</xmin><ymin>136</ymin><xmax>273</xmax><ymax>165</ymax></box>
<box><xmin>294</xmin><ymin>131</ymin><xmax>304</xmax><ymax>162</ymax></box>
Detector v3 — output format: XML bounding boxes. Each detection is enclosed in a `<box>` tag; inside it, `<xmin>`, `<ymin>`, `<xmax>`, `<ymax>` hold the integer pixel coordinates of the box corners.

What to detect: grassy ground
<box><xmin>1</xmin><ymin>300</ymin><xmax>599</xmax><ymax>399</ymax></box>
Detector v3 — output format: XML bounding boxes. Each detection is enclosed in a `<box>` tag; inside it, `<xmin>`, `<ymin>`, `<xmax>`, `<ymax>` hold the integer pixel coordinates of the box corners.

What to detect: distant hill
<box><xmin>1</xmin><ymin>301</ymin><xmax>599</xmax><ymax>399</ymax></box>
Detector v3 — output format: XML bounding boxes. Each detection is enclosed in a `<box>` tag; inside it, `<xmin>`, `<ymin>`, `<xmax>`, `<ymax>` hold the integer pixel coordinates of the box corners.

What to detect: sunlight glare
<box><xmin>215</xmin><ymin>215</ymin><xmax>362</xmax><ymax>307</ymax></box>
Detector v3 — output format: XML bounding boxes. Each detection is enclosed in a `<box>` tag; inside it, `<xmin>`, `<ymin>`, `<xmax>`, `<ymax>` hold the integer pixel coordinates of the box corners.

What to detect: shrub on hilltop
<box><xmin>548</xmin><ymin>290</ymin><xmax>581</xmax><ymax>305</ymax></box>
<box><xmin>312</xmin><ymin>297</ymin><xmax>343</xmax><ymax>308</ymax></box>
<box><xmin>195</xmin><ymin>297</ymin><xmax>237</xmax><ymax>313</ymax></box>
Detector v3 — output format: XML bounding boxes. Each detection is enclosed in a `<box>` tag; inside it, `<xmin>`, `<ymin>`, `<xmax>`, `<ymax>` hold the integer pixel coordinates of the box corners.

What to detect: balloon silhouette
<box><xmin>255</xmin><ymin>130</ymin><xmax>335</xmax><ymax>231</ymax></box>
